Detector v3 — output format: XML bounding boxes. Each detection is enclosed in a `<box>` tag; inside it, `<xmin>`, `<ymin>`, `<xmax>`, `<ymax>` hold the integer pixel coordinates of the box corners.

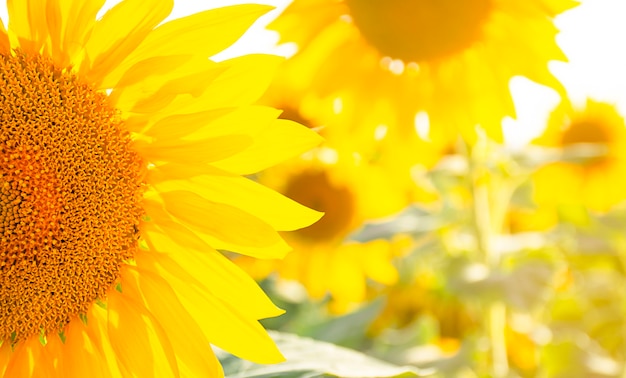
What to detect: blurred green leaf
<box><xmin>258</xmin><ymin>281</ymin><xmax>385</xmax><ymax>350</ymax></box>
<box><xmin>510</xmin><ymin>144</ymin><xmax>608</xmax><ymax>171</ymax></box>
<box><xmin>349</xmin><ymin>206</ymin><xmax>439</xmax><ymax>243</ymax></box>
<box><xmin>217</xmin><ymin>331</ymin><xmax>432</xmax><ymax>378</ymax></box>
<box><xmin>300</xmin><ymin>298</ymin><xmax>384</xmax><ymax>349</ymax></box>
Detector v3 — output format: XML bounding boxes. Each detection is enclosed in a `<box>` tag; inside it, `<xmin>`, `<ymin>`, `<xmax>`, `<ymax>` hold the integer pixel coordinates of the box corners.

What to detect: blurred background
<box><xmin>227</xmin><ymin>2</ymin><xmax>626</xmax><ymax>375</ymax></box>
<box><xmin>232</xmin><ymin>2</ymin><xmax>626</xmax><ymax>376</ymax></box>
<box><xmin>7</xmin><ymin>0</ymin><xmax>626</xmax><ymax>376</ymax></box>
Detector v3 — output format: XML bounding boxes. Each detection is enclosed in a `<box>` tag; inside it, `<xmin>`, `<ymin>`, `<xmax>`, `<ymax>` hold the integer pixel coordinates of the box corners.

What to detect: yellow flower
<box><xmin>532</xmin><ymin>99</ymin><xmax>626</xmax><ymax>212</ymax></box>
<box><xmin>269</xmin><ymin>0</ymin><xmax>575</xmax><ymax>147</ymax></box>
<box><xmin>370</xmin><ymin>276</ymin><xmax>474</xmax><ymax>355</ymax></box>
<box><xmin>237</xmin><ymin>81</ymin><xmax>433</xmax><ymax>314</ymax></box>
<box><xmin>265</xmin><ymin>75</ymin><xmax>441</xmax><ymax>201</ymax></box>
<box><xmin>506</xmin><ymin>327</ymin><xmax>538</xmax><ymax>374</ymax></box>
<box><xmin>238</xmin><ymin>147</ymin><xmax>408</xmax><ymax>313</ymax></box>
<box><xmin>506</xmin><ymin>207</ymin><xmax>559</xmax><ymax>233</ymax></box>
<box><xmin>0</xmin><ymin>1</ymin><xmax>323</xmax><ymax>376</ymax></box>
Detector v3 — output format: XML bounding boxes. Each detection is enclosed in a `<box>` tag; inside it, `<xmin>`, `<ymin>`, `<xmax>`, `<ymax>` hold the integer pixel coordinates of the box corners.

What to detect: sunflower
<box><xmin>532</xmin><ymin>99</ymin><xmax>626</xmax><ymax>212</ymax></box>
<box><xmin>237</xmin><ymin>146</ymin><xmax>410</xmax><ymax>313</ymax></box>
<box><xmin>261</xmin><ymin>71</ymin><xmax>440</xmax><ymax>206</ymax></box>
<box><xmin>268</xmin><ymin>0</ymin><xmax>575</xmax><ymax>148</ymax></box>
<box><xmin>0</xmin><ymin>1</ymin><xmax>324</xmax><ymax>376</ymax></box>
<box><xmin>236</xmin><ymin>77</ymin><xmax>428</xmax><ymax>314</ymax></box>
<box><xmin>369</xmin><ymin>274</ymin><xmax>475</xmax><ymax>356</ymax></box>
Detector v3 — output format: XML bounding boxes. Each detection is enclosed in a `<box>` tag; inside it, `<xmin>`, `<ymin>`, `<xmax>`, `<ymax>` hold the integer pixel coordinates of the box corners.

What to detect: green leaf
<box><xmin>300</xmin><ymin>298</ymin><xmax>385</xmax><ymax>349</ymax></box>
<box><xmin>349</xmin><ymin>205</ymin><xmax>440</xmax><ymax>243</ymax></box>
<box><xmin>217</xmin><ymin>331</ymin><xmax>433</xmax><ymax>378</ymax></box>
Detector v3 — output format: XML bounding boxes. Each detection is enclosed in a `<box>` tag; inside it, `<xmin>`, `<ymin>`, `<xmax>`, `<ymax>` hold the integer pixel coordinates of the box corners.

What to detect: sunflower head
<box><xmin>0</xmin><ymin>1</ymin><xmax>324</xmax><ymax>376</ymax></box>
<box><xmin>235</xmin><ymin>147</ymin><xmax>408</xmax><ymax>313</ymax></box>
<box><xmin>370</xmin><ymin>276</ymin><xmax>475</xmax><ymax>355</ymax></box>
<box><xmin>536</xmin><ymin>99</ymin><xmax>626</xmax><ymax>157</ymax></box>
<box><xmin>269</xmin><ymin>0</ymin><xmax>576</xmax><ymax>148</ymax></box>
<box><xmin>532</xmin><ymin>99</ymin><xmax>626</xmax><ymax>211</ymax></box>
<box><xmin>0</xmin><ymin>50</ymin><xmax>145</xmax><ymax>344</ymax></box>
<box><xmin>284</xmin><ymin>168</ymin><xmax>356</xmax><ymax>243</ymax></box>
<box><xmin>345</xmin><ymin>0</ymin><xmax>492</xmax><ymax>63</ymax></box>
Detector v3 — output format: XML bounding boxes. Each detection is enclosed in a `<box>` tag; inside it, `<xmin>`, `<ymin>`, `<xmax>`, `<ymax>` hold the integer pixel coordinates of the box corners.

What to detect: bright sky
<box><xmin>0</xmin><ymin>0</ymin><xmax>624</xmax><ymax>146</ymax></box>
<box><xmin>504</xmin><ymin>0</ymin><xmax>626</xmax><ymax>147</ymax></box>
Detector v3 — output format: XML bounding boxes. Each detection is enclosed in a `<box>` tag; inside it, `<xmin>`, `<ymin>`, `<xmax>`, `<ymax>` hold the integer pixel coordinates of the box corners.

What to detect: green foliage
<box><xmin>255</xmin><ymin>140</ymin><xmax>626</xmax><ymax>377</ymax></box>
<box><xmin>217</xmin><ymin>332</ymin><xmax>430</xmax><ymax>378</ymax></box>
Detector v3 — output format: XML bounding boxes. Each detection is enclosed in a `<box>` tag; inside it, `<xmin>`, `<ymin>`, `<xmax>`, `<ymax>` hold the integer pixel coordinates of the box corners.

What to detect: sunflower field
<box><xmin>1</xmin><ymin>0</ymin><xmax>625</xmax><ymax>377</ymax></box>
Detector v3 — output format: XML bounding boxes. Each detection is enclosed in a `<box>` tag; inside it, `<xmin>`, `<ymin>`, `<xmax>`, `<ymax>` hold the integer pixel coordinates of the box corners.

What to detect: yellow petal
<box><xmin>130</xmin><ymin>68</ymin><xmax>225</xmax><ymax>114</ymax></box>
<box><xmin>268</xmin><ymin>0</ymin><xmax>341</xmax><ymax>48</ymax></box>
<box><xmin>160</xmin><ymin>190</ymin><xmax>283</xmax><ymax>248</ymax></box>
<box><xmin>82</xmin><ymin>0</ymin><xmax>172</xmax><ymax>85</ymax></box>
<box><xmin>7</xmin><ymin>0</ymin><xmax>48</xmax><ymax>53</ymax></box>
<box><xmin>302</xmin><ymin>247</ymin><xmax>331</xmax><ymax>299</ymax></box>
<box><xmin>113</xmin><ymin>57</ymin><xmax>226</xmax><ymax>114</ymax></box>
<box><xmin>136</xmin><ymin>250</ymin><xmax>284</xmax><ymax>364</ymax></box>
<box><xmin>33</xmin><ymin>336</ymin><xmax>64</xmax><ymax>378</ymax></box>
<box><xmin>180</xmin><ymin>281</ymin><xmax>284</xmax><ymax>364</ymax></box>
<box><xmin>214</xmin><ymin>118</ymin><xmax>324</xmax><ymax>175</ymax></box>
<box><xmin>60</xmin><ymin>320</ymin><xmax>108</xmax><ymax>378</ymax></box>
<box><xmin>360</xmin><ymin>239</ymin><xmax>399</xmax><ymax>285</ymax></box>
<box><xmin>44</xmin><ymin>0</ymin><xmax>63</xmax><ymax>60</ymax></box>
<box><xmin>138</xmin><ymin>236</ymin><xmax>283</xmax><ymax>320</ymax></box>
<box><xmin>329</xmin><ymin>245</ymin><xmax>366</xmax><ymax>303</ymax></box>
<box><xmin>0</xmin><ymin>342</ymin><xmax>10</xmax><ymax>377</ymax></box>
<box><xmin>151</xmin><ymin>106</ymin><xmax>279</xmax><ymax>141</ymax></box>
<box><xmin>158</xmin><ymin>54</ymin><xmax>283</xmax><ymax>115</ymax></box>
<box><xmin>0</xmin><ymin>19</ymin><xmax>10</xmax><ymax>53</ymax></box>
<box><xmin>143</xmin><ymin>197</ymin><xmax>292</xmax><ymax>259</ymax></box>
<box><xmin>102</xmin><ymin>4</ymin><xmax>274</xmax><ymax>89</ymax></box>
<box><xmin>114</xmin><ymin>55</ymin><xmax>192</xmax><ymax>90</ymax></box>
<box><xmin>51</xmin><ymin>0</ymin><xmax>105</xmax><ymax>66</ymax></box>
<box><xmin>152</xmin><ymin>166</ymin><xmax>322</xmax><ymax>231</ymax></box>
<box><xmin>134</xmin><ymin>134</ymin><xmax>252</xmax><ymax>164</ymax></box>
<box><xmin>144</xmin><ymin>106</ymin><xmax>322</xmax><ymax>174</ymax></box>
<box><xmin>107</xmin><ymin>289</ymin><xmax>179</xmax><ymax>378</ymax></box>
<box><xmin>137</xmin><ymin>4</ymin><xmax>273</xmax><ymax>59</ymax></box>
<box><xmin>72</xmin><ymin>318</ymin><xmax>117</xmax><ymax>378</ymax></box>
<box><xmin>122</xmin><ymin>266</ymin><xmax>223</xmax><ymax>377</ymax></box>
<box><xmin>143</xmin><ymin>108</ymin><xmax>235</xmax><ymax>140</ymax></box>
<box><xmin>142</xmin><ymin>200</ymin><xmax>217</xmax><ymax>252</ymax></box>
<box><xmin>3</xmin><ymin>336</ymin><xmax>37</xmax><ymax>377</ymax></box>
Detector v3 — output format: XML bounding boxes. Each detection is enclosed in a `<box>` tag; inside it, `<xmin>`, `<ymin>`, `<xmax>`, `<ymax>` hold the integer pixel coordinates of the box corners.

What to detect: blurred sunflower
<box><xmin>506</xmin><ymin>206</ymin><xmax>559</xmax><ymax>233</ymax></box>
<box><xmin>506</xmin><ymin>327</ymin><xmax>538</xmax><ymax>374</ymax></box>
<box><xmin>370</xmin><ymin>275</ymin><xmax>475</xmax><ymax>355</ymax></box>
<box><xmin>261</xmin><ymin>76</ymin><xmax>439</xmax><ymax>206</ymax></box>
<box><xmin>0</xmin><ymin>1</ymin><xmax>323</xmax><ymax>377</ymax></box>
<box><xmin>269</xmin><ymin>0</ymin><xmax>575</xmax><ymax>148</ymax></box>
<box><xmin>532</xmin><ymin>99</ymin><xmax>626</xmax><ymax>212</ymax></box>
<box><xmin>237</xmin><ymin>147</ymin><xmax>409</xmax><ymax>313</ymax></box>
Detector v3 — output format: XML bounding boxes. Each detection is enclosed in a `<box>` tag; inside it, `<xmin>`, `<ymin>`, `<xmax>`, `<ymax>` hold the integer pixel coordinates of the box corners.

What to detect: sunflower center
<box><xmin>561</xmin><ymin>119</ymin><xmax>612</xmax><ymax>146</ymax></box>
<box><xmin>345</xmin><ymin>0</ymin><xmax>492</xmax><ymax>63</ymax></box>
<box><xmin>284</xmin><ymin>170</ymin><xmax>355</xmax><ymax>242</ymax></box>
<box><xmin>0</xmin><ymin>52</ymin><xmax>144</xmax><ymax>343</ymax></box>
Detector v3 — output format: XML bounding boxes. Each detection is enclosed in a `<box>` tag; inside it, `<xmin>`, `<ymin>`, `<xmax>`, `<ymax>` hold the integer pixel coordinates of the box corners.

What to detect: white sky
<box><xmin>504</xmin><ymin>0</ymin><xmax>626</xmax><ymax>147</ymax></box>
<box><xmin>0</xmin><ymin>0</ymin><xmax>624</xmax><ymax>146</ymax></box>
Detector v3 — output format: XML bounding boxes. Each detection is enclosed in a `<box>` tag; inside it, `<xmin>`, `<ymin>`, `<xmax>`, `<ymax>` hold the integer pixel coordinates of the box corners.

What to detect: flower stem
<box><xmin>468</xmin><ymin>142</ymin><xmax>509</xmax><ymax>378</ymax></box>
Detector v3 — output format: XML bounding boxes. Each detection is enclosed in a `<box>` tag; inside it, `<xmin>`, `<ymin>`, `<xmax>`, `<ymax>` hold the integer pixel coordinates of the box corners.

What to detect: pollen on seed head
<box><xmin>0</xmin><ymin>51</ymin><xmax>145</xmax><ymax>343</ymax></box>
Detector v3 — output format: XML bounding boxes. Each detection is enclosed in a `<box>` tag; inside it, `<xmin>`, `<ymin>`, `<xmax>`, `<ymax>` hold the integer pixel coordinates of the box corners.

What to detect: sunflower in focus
<box><xmin>237</xmin><ymin>145</ymin><xmax>410</xmax><ymax>313</ymax></box>
<box><xmin>0</xmin><ymin>1</ymin><xmax>323</xmax><ymax>376</ymax></box>
<box><xmin>269</xmin><ymin>0</ymin><xmax>575</xmax><ymax>150</ymax></box>
<box><xmin>532</xmin><ymin>99</ymin><xmax>626</xmax><ymax>212</ymax></box>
